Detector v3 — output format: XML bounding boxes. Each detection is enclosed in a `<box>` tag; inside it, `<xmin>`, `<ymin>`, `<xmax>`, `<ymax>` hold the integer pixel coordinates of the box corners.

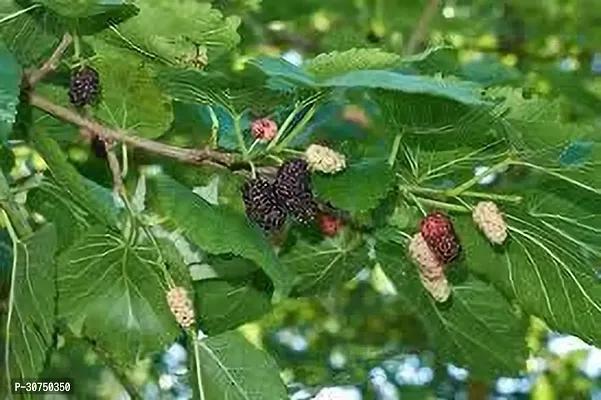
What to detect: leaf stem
<box><xmin>2</xmin><ymin>209</ymin><xmax>20</xmax><ymax>394</ymax></box>
<box><xmin>387</xmin><ymin>134</ymin><xmax>403</xmax><ymax>168</ymax></box>
<box><xmin>0</xmin><ymin>3</ymin><xmax>40</xmax><ymax>25</ymax></box>
<box><xmin>0</xmin><ymin>170</ymin><xmax>32</xmax><ymax>238</ymax></box>
<box><xmin>399</xmin><ymin>184</ymin><xmax>522</xmax><ymax>203</ymax></box>
<box><xmin>411</xmin><ymin>196</ymin><xmax>471</xmax><ymax>213</ymax></box>
<box><xmin>266</xmin><ymin>102</ymin><xmax>304</xmax><ymax>152</ymax></box>
<box><xmin>27</xmin><ymin>33</ymin><xmax>72</xmax><ymax>87</ymax></box>
<box><xmin>192</xmin><ymin>332</ymin><xmax>206</xmax><ymax>400</ymax></box>
<box><xmin>274</xmin><ymin>103</ymin><xmax>318</xmax><ymax>152</ymax></box>
<box><xmin>445</xmin><ymin>158</ymin><xmax>512</xmax><ymax>197</ymax></box>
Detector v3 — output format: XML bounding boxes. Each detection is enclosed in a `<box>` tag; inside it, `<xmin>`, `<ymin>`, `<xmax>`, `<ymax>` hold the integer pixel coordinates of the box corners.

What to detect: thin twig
<box><xmin>405</xmin><ymin>0</ymin><xmax>441</xmax><ymax>55</ymax></box>
<box><xmin>27</xmin><ymin>33</ymin><xmax>73</xmax><ymax>87</ymax></box>
<box><xmin>28</xmin><ymin>93</ymin><xmax>240</xmax><ymax>167</ymax></box>
<box><xmin>106</xmin><ymin>146</ymin><xmax>124</xmax><ymax>195</ymax></box>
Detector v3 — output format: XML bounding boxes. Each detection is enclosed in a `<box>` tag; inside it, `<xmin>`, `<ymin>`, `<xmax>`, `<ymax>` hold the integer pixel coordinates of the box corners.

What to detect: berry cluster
<box><xmin>251</xmin><ymin>118</ymin><xmax>278</xmax><ymax>141</ymax></box>
<box><xmin>242</xmin><ymin>178</ymin><xmax>287</xmax><ymax>232</ymax></box>
<box><xmin>242</xmin><ymin>158</ymin><xmax>317</xmax><ymax>232</ymax></box>
<box><xmin>472</xmin><ymin>201</ymin><xmax>508</xmax><ymax>245</ymax></box>
<box><xmin>69</xmin><ymin>66</ymin><xmax>100</xmax><ymax>107</ymax></box>
<box><xmin>409</xmin><ymin>233</ymin><xmax>451</xmax><ymax>303</ymax></box>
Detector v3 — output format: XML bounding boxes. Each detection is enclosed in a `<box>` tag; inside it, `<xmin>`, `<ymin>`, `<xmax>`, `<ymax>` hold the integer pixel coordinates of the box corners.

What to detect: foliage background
<box><xmin>1</xmin><ymin>0</ymin><xmax>601</xmax><ymax>399</ymax></box>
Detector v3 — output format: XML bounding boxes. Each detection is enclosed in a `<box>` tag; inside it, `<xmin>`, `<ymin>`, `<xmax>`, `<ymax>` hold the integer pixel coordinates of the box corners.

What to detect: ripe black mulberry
<box><xmin>273</xmin><ymin>158</ymin><xmax>317</xmax><ymax>223</ymax></box>
<box><xmin>242</xmin><ymin>178</ymin><xmax>287</xmax><ymax>232</ymax></box>
<box><xmin>69</xmin><ymin>66</ymin><xmax>100</xmax><ymax>107</ymax></box>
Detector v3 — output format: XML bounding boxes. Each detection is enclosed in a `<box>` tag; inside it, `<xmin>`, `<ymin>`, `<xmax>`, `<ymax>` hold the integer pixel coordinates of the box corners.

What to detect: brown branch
<box><xmin>28</xmin><ymin>93</ymin><xmax>240</xmax><ymax>167</ymax></box>
<box><xmin>27</xmin><ymin>33</ymin><xmax>73</xmax><ymax>87</ymax></box>
<box><xmin>405</xmin><ymin>0</ymin><xmax>441</xmax><ymax>55</ymax></box>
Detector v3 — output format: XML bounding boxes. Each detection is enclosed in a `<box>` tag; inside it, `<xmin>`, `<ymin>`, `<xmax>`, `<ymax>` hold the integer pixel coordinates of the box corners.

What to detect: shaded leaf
<box><xmin>3</xmin><ymin>225</ymin><xmax>57</xmax><ymax>386</ymax></box>
<box><xmin>57</xmin><ymin>225</ymin><xmax>180</xmax><ymax>363</ymax></box>
<box><xmin>190</xmin><ymin>331</ymin><xmax>288</xmax><ymax>400</ymax></box>
<box><xmin>376</xmin><ymin>240</ymin><xmax>528</xmax><ymax>379</ymax></box>
<box><xmin>313</xmin><ymin>157</ymin><xmax>395</xmax><ymax>213</ymax></box>
<box><xmin>37</xmin><ymin>0</ymin><xmax>130</xmax><ymax>17</ymax></box>
<box><xmin>0</xmin><ymin>42</ymin><xmax>21</xmax><ymax>143</ymax></box>
<box><xmin>280</xmin><ymin>229</ymin><xmax>368</xmax><ymax>295</ymax></box>
<box><xmin>90</xmin><ymin>40</ymin><xmax>173</xmax><ymax>139</ymax></box>
<box><xmin>193</xmin><ymin>276</ymin><xmax>272</xmax><ymax>335</ymax></box>
<box><xmin>148</xmin><ymin>174</ymin><xmax>295</xmax><ymax>299</ymax></box>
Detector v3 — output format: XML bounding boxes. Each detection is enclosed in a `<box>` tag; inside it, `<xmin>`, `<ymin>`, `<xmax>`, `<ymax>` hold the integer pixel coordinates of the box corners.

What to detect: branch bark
<box><xmin>405</xmin><ymin>0</ymin><xmax>441</xmax><ymax>55</ymax></box>
<box><xmin>28</xmin><ymin>94</ymin><xmax>241</xmax><ymax>167</ymax></box>
<box><xmin>27</xmin><ymin>33</ymin><xmax>73</xmax><ymax>87</ymax></box>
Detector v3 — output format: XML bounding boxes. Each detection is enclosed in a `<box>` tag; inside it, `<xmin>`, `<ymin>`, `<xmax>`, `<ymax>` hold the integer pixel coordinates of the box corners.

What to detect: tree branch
<box><xmin>405</xmin><ymin>0</ymin><xmax>441</xmax><ymax>55</ymax></box>
<box><xmin>28</xmin><ymin>93</ymin><xmax>241</xmax><ymax>167</ymax></box>
<box><xmin>27</xmin><ymin>33</ymin><xmax>73</xmax><ymax>87</ymax></box>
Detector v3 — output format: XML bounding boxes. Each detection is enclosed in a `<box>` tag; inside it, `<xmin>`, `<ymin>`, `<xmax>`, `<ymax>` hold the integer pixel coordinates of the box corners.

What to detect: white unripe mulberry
<box><xmin>472</xmin><ymin>201</ymin><xmax>508</xmax><ymax>245</ymax></box>
<box><xmin>166</xmin><ymin>287</ymin><xmax>195</xmax><ymax>328</ymax></box>
<box><xmin>304</xmin><ymin>144</ymin><xmax>346</xmax><ymax>174</ymax></box>
<box><xmin>409</xmin><ymin>233</ymin><xmax>451</xmax><ymax>302</ymax></box>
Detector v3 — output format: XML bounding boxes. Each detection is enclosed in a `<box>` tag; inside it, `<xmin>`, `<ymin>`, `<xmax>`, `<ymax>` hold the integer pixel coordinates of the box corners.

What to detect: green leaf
<box><xmin>321</xmin><ymin>71</ymin><xmax>488</xmax><ymax>106</ymax></box>
<box><xmin>313</xmin><ymin>157</ymin><xmax>395</xmax><ymax>213</ymax></box>
<box><xmin>190</xmin><ymin>331</ymin><xmax>288</xmax><ymax>400</ymax></box>
<box><xmin>454</xmin><ymin>186</ymin><xmax>601</xmax><ymax>347</ymax></box>
<box><xmin>0</xmin><ymin>42</ymin><xmax>21</xmax><ymax>143</ymax></box>
<box><xmin>0</xmin><ymin>4</ymin><xmax>63</xmax><ymax>68</ymax></box>
<box><xmin>3</xmin><ymin>225</ymin><xmax>57</xmax><ymax>386</ymax></box>
<box><xmin>279</xmin><ymin>229</ymin><xmax>368</xmax><ymax>295</ymax></box>
<box><xmin>29</xmin><ymin>128</ymin><xmax>119</xmax><ymax>228</ymax></box>
<box><xmin>303</xmin><ymin>48</ymin><xmax>401</xmax><ymax>80</ymax></box>
<box><xmin>37</xmin><ymin>0</ymin><xmax>130</xmax><ymax>17</ymax></box>
<box><xmin>376</xmin><ymin>240</ymin><xmax>528</xmax><ymax>379</ymax></box>
<box><xmin>57</xmin><ymin>225</ymin><xmax>180</xmax><ymax>364</ymax></box>
<box><xmin>90</xmin><ymin>40</ymin><xmax>173</xmax><ymax>139</ymax></box>
<box><xmin>193</xmin><ymin>276</ymin><xmax>272</xmax><ymax>335</ymax></box>
<box><xmin>105</xmin><ymin>0</ymin><xmax>240</xmax><ymax>64</ymax></box>
<box><xmin>26</xmin><ymin>178</ymin><xmax>91</xmax><ymax>252</ymax></box>
<box><xmin>148</xmin><ymin>174</ymin><xmax>295</xmax><ymax>299</ymax></box>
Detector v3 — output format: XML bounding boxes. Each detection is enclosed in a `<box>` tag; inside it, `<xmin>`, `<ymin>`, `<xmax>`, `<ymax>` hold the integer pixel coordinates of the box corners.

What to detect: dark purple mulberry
<box><xmin>91</xmin><ymin>135</ymin><xmax>107</xmax><ymax>159</ymax></box>
<box><xmin>273</xmin><ymin>158</ymin><xmax>317</xmax><ymax>224</ymax></box>
<box><xmin>242</xmin><ymin>178</ymin><xmax>287</xmax><ymax>232</ymax></box>
<box><xmin>69</xmin><ymin>66</ymin><xmax>100</xmax><ymax>107</ymax></box>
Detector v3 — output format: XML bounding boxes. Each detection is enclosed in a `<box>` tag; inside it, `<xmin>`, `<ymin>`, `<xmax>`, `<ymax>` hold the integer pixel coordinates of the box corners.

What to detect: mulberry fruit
<box><xmin>242</xmin><ymin>178</ymin><xmax>287</xmax><ymax>232</ymax></box>
<box><xmin>420</xmin><ymin>211</ymin><xmax>461</xmax><ymax>264</ymax></box>
<box><xmin>91</xmin><ymin>135</ymin><xmax>107</xmax><ymax>159</ymax></box>
<box><xmin>409</xmin><ymin>233</ymin><xmax>451</xmax><ymax>302</ymax></box>
<box><xmin>273</xmin><ymin>158</ymin><xmax>317</xmax><ymax>223</ymax></box>
<box><xmin>69</xmin><ymin>66</ymin><xmax>100</xmax><ymax>107</ymax></box>
<box><xmin>473</xmin><ymin>201</ymin><xmax>508</xmax><ymax>245</ymax></box>
<box><xmin>304</xmin><ymin>144</ymin><xmax>347</xmax><ymax>174</ymax></box>
<box><xmin>251</xmin><ymin>118</ymin><xmax>278</xmax><ymax>141</ymax></box>
<box><xmin>318</xmin><ymin>214</ymin><xmax>342</xmax><ymax>237</ymax></box>
<box><xmin>166</xmin><ymin>287</ymin><xmax>195</xmax><ymax>328</ymax></box>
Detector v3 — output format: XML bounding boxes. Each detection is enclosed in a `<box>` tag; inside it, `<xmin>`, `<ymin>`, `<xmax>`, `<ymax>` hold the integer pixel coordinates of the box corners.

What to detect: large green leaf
<box><xmin>303</xmin><ymin>48</ymin><xmax>401</xmax><ymax>80</ymax></box>
<box><xmin>57</xmin><ymin>225</ymin><xmax>180</xmax><ymax>363</ymax></box>
<box><xmin>0</xmin><ymin>3</ymin><xmax>63</xmax><ymax>68</ymax></box>
<box><xmin>454</xmin><ymin>184</ymin><xmax>601</xmax><ymax>347</ymax></box>
<box><xmin>190</xmin><ymin>331</ymin><xmax>288</xmax><ymax>400</ymax></box>
<box><xmin>376</xmin><ymin>240</ymin><xmax>528</xmax><ymax>379</ymax></box>
<box><xmin>252</xmin><ymin>56</ymin><xmax>489</xmax><ymax>106</ymax></box>
<box><xmin>0</xmin><ymin>42</ymin><xmax>21</xmax><ymax>143</ymax></box>
<box><xmin>279</xmin><ymin>229</ymin><xmax>368</xmax><ymax>295</ymax></box>
<box><xmin>193</xmin><ymin>277</ymin><xmax>272</xmax><ymax>335</ymax></box>
<box><xmin>313</xmin><ymin>157</ymin><xmax>395</xmax><ymax>213</ymax></box>
<box><xmin>148</xmin><ymin>174</ymin><xmax>295</xmax><ymax>299</ymax></box>
<box><xmin>37</xmin><ymin>0</ymin><xmax>130</xmax><ymax>17</ymax></box>
<box><xmin>90</xmin><ymin>40</ymin><xmax>173</xmax><ymax>139</ymax></box>
<box><xmin>26</xmin><ymin>178</ymin><xmax>91</xmax><ymax>252</ymax></box>
<box><xmin>105</xmin><ymin>0</ymin><xmax>240</xmax><ymax>63</ymax></box>
<box><xmin>29</xmin><ymin>128</ymin><xmax>119</xmax><ymax>228</ymax></box>
<box><xmin>3</xmin><ymin>225</ymin><xmax>57</xmax><ymax>389</ymax></box>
